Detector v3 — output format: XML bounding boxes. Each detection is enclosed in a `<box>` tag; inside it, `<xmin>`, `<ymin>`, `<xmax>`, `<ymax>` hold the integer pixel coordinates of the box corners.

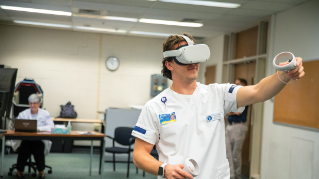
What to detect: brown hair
<box><xmin>237</xmin><ymin>78</ymin><xmax>247</xmax><ymax>86</ymax></box>
<box><xmin>161</xmin><ymin>32</ymin><xmax>195</xmax><ymax>80</ymax></box>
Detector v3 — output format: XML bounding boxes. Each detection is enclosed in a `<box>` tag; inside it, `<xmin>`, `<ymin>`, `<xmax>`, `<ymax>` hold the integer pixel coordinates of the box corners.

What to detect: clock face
<box><xmin>106</xmin><ymin>56</ymin><xmax>119</xmax><ymax>71</ymax></box>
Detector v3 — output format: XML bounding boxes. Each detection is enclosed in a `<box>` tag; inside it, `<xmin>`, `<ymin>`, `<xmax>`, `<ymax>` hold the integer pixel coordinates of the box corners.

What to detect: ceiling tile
<box><xmin>7</xmin><ymin>11</ymin><xmax>72</xmax><ymax>22</ymax></box>
<box><xmin>131</xmin><ymin>23</ymin><xmax>196</xmax><ymax>34</ymax></box>
<box><xmin>254</xmin><ymin>0</ymin><xmax>309</xmax><ymax>5</ymax></box>
<box><xmin>228</xmin><ymin>8</ymin><xmax>274</xmax><ymax>17</ymax></box>
<box><xmin>151</xmin><ymin>1</ymin><xmax>233</xmax><ymax>14</ymax></box>
<box><xmin>0</xmin><ymin>11</ymin><xmax>8</xmax><ymax>17</ymax></box>
<box><xmin>72</xmin><ymin>16</ymin><xmax>136</xmax><ymax>29</ymax></box>
<box><xmin>73</xmin><ymin>0</ymin><xmax>154</xmax><ymax>8</ymax></box>
<box><xmin>0</xmin><ymin>16</ymin><xmax>11</xmax><ymax>20</ymax></box>
<box><xmin>72</xmin><ymin>1</ymin><xmax>148</xmax><ymax>14</ymax></box>
<box><xmin>143</xmin><ymin>8</ymin><xmax>221</xmax><ymax>21</ymax></box>
<box><xmin>214</xmin><ymin>14</ymin><xmax>261</xmax><ymax>23</ymax></box>
<box><xmin>9</xmin><ymin>0</ymin><xmax>31</xmax><ymax>2</ymax></box>
<box><xmin>107</xmin><ymin>11</ymin><xmax>143</xmax><ymax>19</ymax></box>
<box><xmin>242</xmin><ymin>1</ymin><xmax>296</xmax><ymax>11</ymax></box>
<box><xmin>31</xmin><ymin>0</ymin><xmax>71</xmax><ymax>7</ymax></box>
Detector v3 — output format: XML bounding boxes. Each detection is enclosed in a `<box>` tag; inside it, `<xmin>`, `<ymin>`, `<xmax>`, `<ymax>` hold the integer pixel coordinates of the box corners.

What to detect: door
<box><xmin>234</xmin><ymin>61</ymin><xmax>256</xmax><ymax>178</ymax></box>
<box><xmin>205</xmin><ymin>65</ymin><xmax>216</xmax><ymax>85</ymax></box>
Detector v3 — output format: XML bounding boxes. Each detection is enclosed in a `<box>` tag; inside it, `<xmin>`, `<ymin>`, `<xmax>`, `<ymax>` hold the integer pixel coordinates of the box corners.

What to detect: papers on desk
<box><xmin>77</xmin><ymin>132</ymin><xmax>95</xmax><ymax>135</ymax></box>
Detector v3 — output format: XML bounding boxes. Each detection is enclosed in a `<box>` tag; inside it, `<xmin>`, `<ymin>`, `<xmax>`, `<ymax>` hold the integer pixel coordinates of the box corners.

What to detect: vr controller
<box><xmin>183</xmin><ymin>158</ymin><xmax>200</xmax><ymax>179</ymax></box>
<box><xmin>273</xmin><ymin>52</ymin><xmax>297</xmax><ymax>71</ymax></box>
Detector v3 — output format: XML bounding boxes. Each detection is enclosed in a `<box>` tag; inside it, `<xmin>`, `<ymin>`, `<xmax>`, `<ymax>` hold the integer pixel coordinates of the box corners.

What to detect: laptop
<box><xmin>14</xmin><ymin>119</ymin><xmax>37</xmax><ymax>132</ymax></box>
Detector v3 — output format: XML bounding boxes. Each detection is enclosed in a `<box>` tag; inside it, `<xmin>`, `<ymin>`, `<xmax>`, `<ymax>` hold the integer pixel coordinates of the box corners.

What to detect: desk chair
<box><xmin>105</xmin><ymin>127</ymin><xmax>135</xmax><ymax>178</ymax></box>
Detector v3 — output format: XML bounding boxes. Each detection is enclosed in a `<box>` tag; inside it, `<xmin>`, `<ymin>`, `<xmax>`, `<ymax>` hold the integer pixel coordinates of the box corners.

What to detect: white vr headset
<box><xmin>163</xmin><ymin>35</ymin><xmax>210</xmax><ymax>65</ymax></box>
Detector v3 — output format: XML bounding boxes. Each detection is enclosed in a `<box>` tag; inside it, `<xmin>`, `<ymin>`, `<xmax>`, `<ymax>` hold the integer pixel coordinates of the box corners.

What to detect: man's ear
<box><xmin>165</xmin><ymin>60</ymin><xmax>174</xmax><ymax>71</ymax></box>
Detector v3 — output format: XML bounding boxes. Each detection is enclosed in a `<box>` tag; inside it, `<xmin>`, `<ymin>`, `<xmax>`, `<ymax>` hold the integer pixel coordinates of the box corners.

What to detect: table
<box><xmin>1</xmin><ymin>130</ymin><xmax>106</xmax><ymax>179</ymax></box>
<box><xmin>52</xmin><ymin>118</ymin><xmax>105</xmax><ymax>133</ymax></box>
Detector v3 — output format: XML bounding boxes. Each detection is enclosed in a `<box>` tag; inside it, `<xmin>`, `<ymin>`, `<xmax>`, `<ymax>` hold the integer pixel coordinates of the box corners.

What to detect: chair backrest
<box><xmin>114</xmin><ymin>127</ymin><xmax>135</xmax><ymax>146</ymax></box>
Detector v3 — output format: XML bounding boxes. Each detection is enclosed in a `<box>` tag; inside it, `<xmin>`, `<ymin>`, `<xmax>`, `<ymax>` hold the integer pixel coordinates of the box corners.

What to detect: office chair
<box><xmin>143</xmin><ymin>146</ymin><xmax>158</xmax><ymax>177</ymax></box>
<box><xmin>7</xmin><ymin>148</ymin><xmax>53</xmax><ymax>177</ymax></box>
<box><xmin>105</xmin><ymin>127</ymin><xmax>135</xmax><ymax>178</ymax></box>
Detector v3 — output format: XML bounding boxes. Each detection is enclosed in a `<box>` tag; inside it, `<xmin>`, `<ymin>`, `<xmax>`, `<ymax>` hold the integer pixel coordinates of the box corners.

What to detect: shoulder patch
<box><xmin>228</xmin><ymin>85</ymin><xmax>237</xmax><ymax>93</ymax></box>
<box><xmin>134</xmin><ymin>126</ymin><xmax>146</xmax><ymax>135</ymax></box>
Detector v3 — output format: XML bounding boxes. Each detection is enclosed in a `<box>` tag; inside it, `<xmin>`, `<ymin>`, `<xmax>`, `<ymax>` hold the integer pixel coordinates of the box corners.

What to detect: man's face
<box><xmin>29</xmin><ymin>102</ymin><xmax>41</xmax><ymax>112</ymax></box>
<box><xmin>166</xmin><ymin>41</ymin><xmax>199</xmax><ymax>83</ymax></box>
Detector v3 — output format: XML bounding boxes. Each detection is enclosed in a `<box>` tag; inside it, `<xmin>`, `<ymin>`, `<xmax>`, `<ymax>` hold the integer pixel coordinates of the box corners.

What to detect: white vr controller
<box><xmin>273</xmin><ymin>52</ymin><xmax>297</xmax><ymax>71</ymax></box>
<box><xmin>183</xmin><ymin>158</ymin><xmax>200</xmax><ymax>179</ymax></box>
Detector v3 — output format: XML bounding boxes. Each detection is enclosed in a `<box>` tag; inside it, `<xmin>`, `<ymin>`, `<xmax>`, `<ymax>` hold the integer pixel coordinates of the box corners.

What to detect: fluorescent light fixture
<box><xmin>74</xmin><ymin>26</ymin><xmax>126</xmax><ymax>33</ymax></box>
<box><xmin>73</xmin><ymin>13</ymin><xmax>138</xmax><ymax>22</ymax></box>
<box><xmin>139</xmin><ymin>18</ymin><xmax>202</xmax><ymax>27</ymax></box>
<box><xmin>157</xmin><ymin>0</ymin><xmax>240</xmax><ymax>8</ymax></box>
<box><xmin>0</xmin><ymin>5</ymin><xmax>71</xmax><ymax>16</ymax></box>
<box><xmin>130</xmin><ymin>31</ymin><xmax>171</xmax><ymax>37</ymax></box>
<box><xmin>14</xmin><ymin>20</ymin><xmax>72</xmax><ymax>28</ymax></box>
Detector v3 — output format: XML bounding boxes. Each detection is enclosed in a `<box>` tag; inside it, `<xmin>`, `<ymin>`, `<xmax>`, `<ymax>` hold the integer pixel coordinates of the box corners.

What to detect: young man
<box><xmin>225</xmin><ymin>78</ymin><xmax>248</xmax><ymax>179</ymax></box>
<box><xmin>132</xmin><ymin>33</ymin><xmax>305</xmax><ymax>179</ymax></box>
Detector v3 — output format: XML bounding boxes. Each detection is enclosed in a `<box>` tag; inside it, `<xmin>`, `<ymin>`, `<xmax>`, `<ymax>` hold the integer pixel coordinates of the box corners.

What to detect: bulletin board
<box><xmin>273</xmin><ymin>60</ymin><xmax>319</xmax><ymax>129</ymax></box>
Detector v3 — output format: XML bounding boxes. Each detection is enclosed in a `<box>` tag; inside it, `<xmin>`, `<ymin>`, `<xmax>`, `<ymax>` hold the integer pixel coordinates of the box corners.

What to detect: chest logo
<box><xmin>207</xmin><ymin>115</ymin><xmax>213</xmax><ymax>122</ymax></box>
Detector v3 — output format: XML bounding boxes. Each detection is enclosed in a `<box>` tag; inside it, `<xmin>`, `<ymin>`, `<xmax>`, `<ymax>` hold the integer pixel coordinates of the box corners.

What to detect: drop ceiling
<box><xmin>0</xmin><ymin>0</ymin><xmax>310</xmax><ymax>40</ymax></box>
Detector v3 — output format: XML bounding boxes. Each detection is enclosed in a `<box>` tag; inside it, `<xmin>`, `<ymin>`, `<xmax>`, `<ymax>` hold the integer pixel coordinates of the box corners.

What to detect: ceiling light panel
<box><xmin>156</xmin><ymin>0</ymin><xmax>240</xmax><ymax>8</ymax></box>
<box><xmin>74</xmin><ymin>26</ymin><xmax>126</xmax><ymax>33</ymax></box>
<box><xmin>139</xmin><ymin>18</ymin><xmax>203</xmax><ymax>27</ymax></box>
<box><xmin>0</xmin><ymin>5</ymin><xmax>71</xmax><ymax>16</ymax></box>
<box><xmin>73</xmin><ymin>13</ymin><xmax>138</xmax><ymax>22</ymax></box>
<box><xmin>130</xmin><ymin>31</ymin><xmax>171</xmax><ymax>37</ymax></box>
<box><xmin>14</xmin><ymin>20</ymin><xmax>72</xmax><ymax>28</ymax></box>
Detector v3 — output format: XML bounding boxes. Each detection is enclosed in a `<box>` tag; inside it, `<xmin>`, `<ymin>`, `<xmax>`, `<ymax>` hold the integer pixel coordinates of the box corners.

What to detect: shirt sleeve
<box><xmin>222</xmin><ymin>83</ymin><xmax>245</xmax><ymax>114</ymax></box>
<box><xmin>37</xmin><ymin>110</ymin><xmax>54</xmax><ymax>132</ymax></box>
<box><xmin>131</xmin><ymin>102</ymin><xmax>159</xmax><ymax>145</ymax></box>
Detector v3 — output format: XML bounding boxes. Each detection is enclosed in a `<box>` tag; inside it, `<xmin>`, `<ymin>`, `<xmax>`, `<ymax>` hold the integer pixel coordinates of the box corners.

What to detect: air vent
<box><xmin>79</xmin><ymin>9</ymin><xmax>101</xmax><ymax>15</ymax></box>
<box><xmin>181</xmin><ymin>18</ymin><xmax>201</xmax><ymax>22</ymax></box>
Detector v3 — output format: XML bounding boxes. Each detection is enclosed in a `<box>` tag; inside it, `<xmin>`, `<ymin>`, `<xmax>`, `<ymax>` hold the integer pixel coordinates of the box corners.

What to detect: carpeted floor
<box><xmin>2</xmin><ymin>152</ymin><xmax>250</xmax><ymax>179</ymax></box>
<box><xmin>2</xmin><ymin>153</ymin><xmax>156</xmax><ymax>179</ymax></box>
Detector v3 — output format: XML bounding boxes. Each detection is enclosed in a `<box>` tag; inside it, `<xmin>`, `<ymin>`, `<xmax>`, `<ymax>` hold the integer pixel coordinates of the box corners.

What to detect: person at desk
<box><xmin>12</xmin><ymin>94</ymin><xmax>54</xmax><ymax>179</ymax></box>
<box><xmin>225</xmin><ymin>78</ymin><xmax>248</xmax><ymax>179</ymax></box>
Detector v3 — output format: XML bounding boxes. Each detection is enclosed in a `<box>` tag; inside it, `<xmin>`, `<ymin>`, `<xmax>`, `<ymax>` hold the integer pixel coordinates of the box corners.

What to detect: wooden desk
<box><xmin>1</xmin><ymin>130</ymin><xmax>106</xmax><ymax>179</ymax></box>
<box><xmin>52</xmin><ymin>118</ymin><xmax>105</xmax><ymax>133</ymax></box>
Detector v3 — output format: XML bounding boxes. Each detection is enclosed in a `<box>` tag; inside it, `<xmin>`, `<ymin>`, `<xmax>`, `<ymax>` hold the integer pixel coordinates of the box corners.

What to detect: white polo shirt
<box><xmin>132</xmin><ymin>82</ymin><xmax>244</xmax><ymax>179</ymax></box>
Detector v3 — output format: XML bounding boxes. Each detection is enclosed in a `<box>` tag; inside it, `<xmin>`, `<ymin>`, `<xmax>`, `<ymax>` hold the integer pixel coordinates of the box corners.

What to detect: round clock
<box><xmin>106</xmin><ymin>56</ymin><xmax>120</xmax><ymax>71</ymax></box>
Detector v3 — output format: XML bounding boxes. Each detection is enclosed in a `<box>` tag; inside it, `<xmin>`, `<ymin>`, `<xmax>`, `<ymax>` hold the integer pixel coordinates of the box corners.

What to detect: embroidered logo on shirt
<box><xmin>207</xmin><ymin>115</ymin><xmax>213</xmax><ymax>122</ymax></box>
<box><xmin>134</xmin><ymin>126</ymin><xmax>146</xmax><ymax>134</ymax></box>
<box><xmin>228</xmin><ymin>85</ymin><xmax>237</xmax><ymax>93</ymax></box>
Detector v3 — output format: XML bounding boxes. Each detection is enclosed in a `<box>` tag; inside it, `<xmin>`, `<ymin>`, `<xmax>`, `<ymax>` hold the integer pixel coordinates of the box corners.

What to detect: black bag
<box><xmin>60</xmin><ymin>102</ymin><xmax>77</xmax><ymax>118</ymax></box>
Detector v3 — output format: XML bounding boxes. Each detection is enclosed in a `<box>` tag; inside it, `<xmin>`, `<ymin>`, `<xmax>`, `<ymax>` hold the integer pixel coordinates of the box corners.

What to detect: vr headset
<box><xmin>163</xmin><ymin>35</ymin><xmax>210</xmax><ymax>65</ymax></box>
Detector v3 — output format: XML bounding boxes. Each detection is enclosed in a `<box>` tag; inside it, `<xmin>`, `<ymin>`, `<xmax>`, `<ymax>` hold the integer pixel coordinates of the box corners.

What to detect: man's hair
<box><xmin>161</xmin><ymin>33</ymin><xmax>195</xmax><ymax>80</ymax></box>
<box><xmin>237</xmin><ymin>78</ymin><xmax>247</xmax><ymax>86</ymax></box>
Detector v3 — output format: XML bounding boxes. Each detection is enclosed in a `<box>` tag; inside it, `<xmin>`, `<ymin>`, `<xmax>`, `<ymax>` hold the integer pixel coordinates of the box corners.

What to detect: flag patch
<box><xmin>134</xmin><ymin>126</ymin><xmax>146</xmax><ymax>134</ymax></box>
<box><xmin>228</xmin><ymin>85</ymin><xmax>237</xmax><ymax>93</ymax></box>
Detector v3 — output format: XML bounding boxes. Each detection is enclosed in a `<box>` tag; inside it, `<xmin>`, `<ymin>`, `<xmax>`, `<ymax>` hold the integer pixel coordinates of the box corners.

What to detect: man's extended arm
<box><xmin>236</xmin><ymin>57</ymin><xmax>305</xmax><ymax>108</ymax></box>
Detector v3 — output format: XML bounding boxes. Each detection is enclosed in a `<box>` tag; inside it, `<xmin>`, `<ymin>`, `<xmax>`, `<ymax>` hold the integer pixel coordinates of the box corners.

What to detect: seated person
<box><xmin>12</xmin><ymin>94</ymin><xmax>54</xmax><ymax>179</ymax></box>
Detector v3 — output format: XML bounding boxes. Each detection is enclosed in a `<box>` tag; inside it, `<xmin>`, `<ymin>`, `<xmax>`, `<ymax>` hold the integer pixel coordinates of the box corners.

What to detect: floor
<box><xmin>2</xmin><ymin>152</ymin><xmax>250</xmax><ymax>179</ymax></box>
<box><xmin>2</xmin><ymin>153</ymin><xmax>156</xmax><ymax>179</ymax></box>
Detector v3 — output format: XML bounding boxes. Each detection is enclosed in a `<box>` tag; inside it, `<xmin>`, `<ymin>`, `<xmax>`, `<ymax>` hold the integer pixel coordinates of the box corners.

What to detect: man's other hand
<box><xmin>164</xmin><ymin>164</ymin><xmax>193</xmax><ymax>179</ymax></box>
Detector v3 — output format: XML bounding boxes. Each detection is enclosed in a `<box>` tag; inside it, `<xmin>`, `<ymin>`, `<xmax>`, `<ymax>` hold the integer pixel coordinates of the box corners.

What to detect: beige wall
<box><xmin>198</xmin><ymin>35</ymin><xmax>224</xmax><ymax>84</ymax></box>
<box><xmin>0</xmin><ymin>25</ymin><xmax>167</xmax><ymax>119</ymax></box>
